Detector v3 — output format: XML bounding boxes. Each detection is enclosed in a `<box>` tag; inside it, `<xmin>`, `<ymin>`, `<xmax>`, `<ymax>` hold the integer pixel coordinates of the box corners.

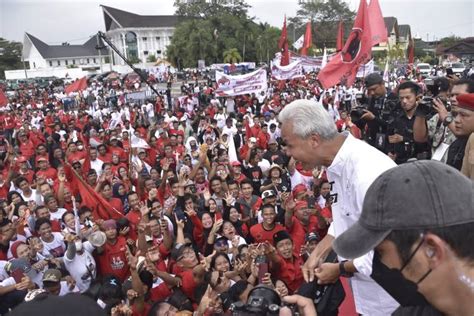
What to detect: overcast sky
<box><xmin>1</xmin><ymin>0</ymin><xmax>473</xmax><ymax>45</ymax></box>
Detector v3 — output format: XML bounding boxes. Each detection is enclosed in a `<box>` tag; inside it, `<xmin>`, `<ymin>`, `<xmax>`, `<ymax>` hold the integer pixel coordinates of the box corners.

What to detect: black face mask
<box><xmin>371</xmin><ymin>251</ymin><xmax>429</xmax><ymax>307</ymax></box>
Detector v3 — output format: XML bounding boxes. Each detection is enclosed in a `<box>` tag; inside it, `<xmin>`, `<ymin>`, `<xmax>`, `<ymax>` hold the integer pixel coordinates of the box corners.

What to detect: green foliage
<box><xmin>387</xmin><ymin>44</ymin><xmax>406</xmax><ymax>62</ymax></box>
<box><xmin>223</xmin><ymin>48</ymin><xmax>242</xmax><ymax>64</ymax></box>
<box><xmin>147</xmin><ymin>54</ymin><xmax>157</xmax><ymax>63</ymax></box>
<box><xmin>438</xmin><ymin>35</ymin><xmax>462</xmax><ymax>48</ymax></box>
<box><xmin>168</xmin><ymin>1</ymin><xmax>280</xmax><ymax>68</ymax></box>
<box><xmin>128</xmin><ymin>55</ymin><xmax>140</xmax><ymax>64</ymax></box>
<box><xmin>290</xmin><ymin>0</ymin><xmax>355</xmax><ymax>50</ymax></box>
<box><xmin>174</xmin><ymin>0</ymin><xmax>250</xmax><ymax>19</ymax></box>
<box><xmin>0</xmin><ymin>38</ymin><xmax>23</xmax><ymax>79</ymax></box>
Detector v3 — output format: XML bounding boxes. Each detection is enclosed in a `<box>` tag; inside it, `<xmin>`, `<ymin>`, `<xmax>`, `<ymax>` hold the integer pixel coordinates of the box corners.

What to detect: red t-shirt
<box><xmin>177</xmin><ymin>269</ymin><xmax>198</xmax><ymax>303</ymax></box>
<box><xmin>96</xmin><ymin>236</ymin><xmax>130</xmax><ymax>282</ymax></box>
<box><xmin>250</xmin><ymin>223</ymin><xmax>286</xmax><ymax>244</ymax></box>
<box><xmin>36</xmin><ymin>168</ymin><xmax>58</xmax><ymax>182</ymax></box>
<box><xmin>287</xmin><ymin>215</ymin><xmax>320</xmax><ymax>253</ymax></box>
<box><xmin>125</xmin><ymin>210</ymin><xmax>142</xmax><ymax>241</ymax></box>
<box><xmin>273</xmin><ymin>254</ymin><xmax>305</xmax><ymax>294</ymax></box>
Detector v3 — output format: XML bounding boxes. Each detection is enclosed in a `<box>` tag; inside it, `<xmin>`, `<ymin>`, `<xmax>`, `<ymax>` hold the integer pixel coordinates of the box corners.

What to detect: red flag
<box><xmin>408</xmin><ymin>39</ymin><xmax>415</xmax><ymax>64</ymax></box>
<box><xmin>278</xmin><ymin>16</ymin><xmax>288</xmax><ymax>49</ymax></box>
<box><xmin>70</xmin><ymin>168</ymin><xmax>123</xmax><ymax>221</ymax></box>
<box><xmin>65</xmin><ymin>76</ymin><xmax>88</xmax><ymax>94</ymax></box>
<box><xmin>367</xmin><ymin>0</ymin><xmax>388</xmax><ymax>46</ymax></box>
<box><xmin>336</xmin><ymin>20</ymin><xmax>344</xmax><ymax>51</ymax></box>
<box><xmin>301</xmin><ymin>22</ymin><xmax>312</xmax><ymax>56</ymax></box>
<box><xmin>0</xmin><ymin>90</ymin><xmax>7</xmax><ymax>106</ymax></box>
<box><xmin>317</xmin><ymin>0</ymin><xmax>373</xmax><ymax>89</ymax></box>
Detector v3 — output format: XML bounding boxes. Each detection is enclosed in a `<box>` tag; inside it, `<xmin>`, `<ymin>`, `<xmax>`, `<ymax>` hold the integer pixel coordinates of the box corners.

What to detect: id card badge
<box><xmin>375</xmin><ymin>133</ymin><xmax>387</xmax><ymax>150</ymax></box>
<box><xmin>432</xmin><ymin>143</ymin><xmax>450</xmax><ymax>161</ymax></box>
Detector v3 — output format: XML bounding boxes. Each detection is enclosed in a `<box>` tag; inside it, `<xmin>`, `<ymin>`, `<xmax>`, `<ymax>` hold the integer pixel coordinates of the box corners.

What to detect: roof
<box><xmin>25</xmin><ymin>33</ymin><xmax>108</xmax><ymax>59</ymax></box>
<box><xmin>383</xmin><ymin>17</ymin><xmax>398</xmax><ymax>36</ymax></box>
<box><xmin>101</xmin><ymin>5</ymin><xmax>185</xmax><ymax>31</ymax></box>
<box><xmin>398</xmin><ymin>24</ymin><xmax>411</xmax><ymax>39</ymax></box>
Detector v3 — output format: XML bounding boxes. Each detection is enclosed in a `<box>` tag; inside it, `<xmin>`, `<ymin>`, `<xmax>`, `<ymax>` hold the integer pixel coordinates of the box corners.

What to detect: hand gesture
<box><xmin>203</xmin><ymin>189</ymin><xmax>211</xmax><ymax>201</ymax></box>
<box><xmin>58</xmin><ymin>172</ymin><xmax>66</xmax><ymax>183</ymax></box>
<box><xmin>388</xmin><ymin>134</ymin><xmax>403</xmax><ymax>144</ymax></box>
<box><xmin>137</xmin><ymin>221</ymin><xmax>147</xmax><ymax>235</ymax></box>
<box><xmin>281</xmin><ymin>192</ymin><xmax>296</xmax><ymax>211</ymax></box>
<box><xmin>211</xmin><ymin>218</ymin><xmax>223</xmax><ymax>233</ymax></box>
<box><xmin>139</xmin><ymin>202</ymin><xmax>150</xmax><ymax>217</ymax></box>
<box><xmin>111</xmin><ymin>304</ymin><xmax>133</xmax><ymax>316</ymax></box>
<box><xmin>261</xmin><ymin>272</ymin><xmax>274</xmax><ymax>288</ymax></box>
<box><xmin>224</xmin><ymin>191</ymin><xmax>234</xmax><ymax>205</ymax></box>
<box><xmin>184</xmin><ymin>204</ymin><xmax>196</xmax><ymax>217</ymax></box>
<box><xmin>361</xmin><ymin>110</ymin><xmax>375</xmax><ymax>121</ymax></box>
<box><xmin>174</xmin><ymin>214</ymin><xmax>185</xmax><ymax>230</ymax></box>
<box><xmin>148</xmin><ymin>188</ymin><xmax>158</xmax><ymax>201</ymax></box>
<box><xmin>64</xmin><ymin>233</ymin><xmax>76</xmax><ymax>244</ymax></box>
<box><xmin>126</xmin><ymin>249</ymin><xmax>141</xmax><ymax>271</ymax></box>
<box><xmin>119</xmin><ymin>226</ymin><xmax>130</xmax><ymax>236</ymax></box>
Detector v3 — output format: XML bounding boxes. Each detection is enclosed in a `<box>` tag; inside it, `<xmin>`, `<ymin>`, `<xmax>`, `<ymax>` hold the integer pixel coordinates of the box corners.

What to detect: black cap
<box><xmin>273</xmin><ymin>230</ymin><xmax>291</xmax><ymax>246</ymax></box>
<box><xmin>334</xmin><ymin>161</ymin><xmax>474</xmax><ymax>259</ymax></box>
<box><xmin>364</xmin><ymin>72</ymin><xmax>384</xmax><ymax>87</ymax></box>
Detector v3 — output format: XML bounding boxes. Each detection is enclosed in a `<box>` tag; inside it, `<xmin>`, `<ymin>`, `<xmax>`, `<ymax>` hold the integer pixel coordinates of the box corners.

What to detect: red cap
<box><xmin>292</xmin><ymin>183</ymin><xmax>307</xmax><ymax>197</ymax></box>
<box><xmin>36</xmin><ymin>156</ymin><xmax>48</xmax><ymax>163</ymax></box>
<box><xmin>231</xmin><ymin>161</ymin><xmax>242</xmax><ymax>167</ymax></box>
<box><xmin>10</xmin><ymin>240</ymin><xmax>26</xmax><ymax>258</ymax></box>
<box><xmin>456</xmin><ymin>93</ymin><xmax>474</xmax><ymax>111</ymax></box>
<box><xmin>16</xmin><ymin>156</ymin><xmax>28</xmax><ymax>163</ymax></box>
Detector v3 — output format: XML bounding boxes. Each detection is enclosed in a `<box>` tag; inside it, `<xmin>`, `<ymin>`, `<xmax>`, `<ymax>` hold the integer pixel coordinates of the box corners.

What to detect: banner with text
<box><xmin>215</xmin><ymin>68</ymin><xmax>268</xmax><ymax>97</ymax></box>
<box><xmin>271</xmin><ymin>60</ymin><xmax>304</xmax><ymax>80</ymax></box>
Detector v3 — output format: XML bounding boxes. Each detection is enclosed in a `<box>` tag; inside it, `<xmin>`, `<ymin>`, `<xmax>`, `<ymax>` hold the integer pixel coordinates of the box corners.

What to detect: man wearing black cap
<box><xmin>333</xmin><ymin>161</ymin><xmax>474</xmax><ymax>315</ymax></box>
<box><xmin>359</xmin><ymin>72</ymin><xmax>400</xmax><ymax>151</ymax></box>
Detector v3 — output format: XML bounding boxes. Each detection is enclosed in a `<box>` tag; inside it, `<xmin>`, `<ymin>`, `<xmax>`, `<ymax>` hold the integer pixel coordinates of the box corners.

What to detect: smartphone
<box><xmin>174</xmin><ymin>207</ymin><xmax>186</xmax><ymax>221</ymax></box>
<box><xmin>255</xmin><ymin>255</ymin><xmax>268</xmax><ymax>284</ymax></box>
<box><xmin>11</xmin><ymin>268</ymin><xmax>25</xmax><ymax>283</ymax></box>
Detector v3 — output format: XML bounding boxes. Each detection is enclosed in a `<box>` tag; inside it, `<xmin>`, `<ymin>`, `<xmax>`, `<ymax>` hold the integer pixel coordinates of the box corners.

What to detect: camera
<box><xmin>231</xmin><ymin>285</ymin><xmax>290</xmax><ymax>316</ymax></box>
<box><xmin>350</xmin><ymin>105</ymin><xmax>367</xmax><ymax>122</ymax></box>
<box><xmin>417</xmin><ymin>96</ymin><xmax>451</xmax><ymax>119</ymax></box>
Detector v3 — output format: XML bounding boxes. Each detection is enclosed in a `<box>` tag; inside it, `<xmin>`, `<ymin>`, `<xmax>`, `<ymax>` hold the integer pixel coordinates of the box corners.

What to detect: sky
<box><xmin>0</xmin><ymin>0</ymin><xmax>473</xmax><ymax>45</ymax></box>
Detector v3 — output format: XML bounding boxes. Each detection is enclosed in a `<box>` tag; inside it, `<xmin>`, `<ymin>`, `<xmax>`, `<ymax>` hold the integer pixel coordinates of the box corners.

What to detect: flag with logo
<box><xmin>293</xmin><ymin>35</ymin><xmax>304</xmax><ymax>50</ymax></box>
<box><xmin>318</xmin><ymin>0</ymin><xmax>386</xmax><ymax>88</ymax></box>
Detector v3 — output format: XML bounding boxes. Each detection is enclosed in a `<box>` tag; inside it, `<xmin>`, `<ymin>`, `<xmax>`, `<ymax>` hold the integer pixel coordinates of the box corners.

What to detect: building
<box><xmin>437</xmin><ymin>37</ymin><xmax>474</xmax><ymax>64</ymax></box>
<box><xmin>101</xmin><ymin>5</ymin><xmax>184</xmax><ymax>65</ymax></box>
<box><xmin>398</xmin><ymin>24</ymin><xmax>412</xmax><ymax>50</ymax></box>
<box><xmin>372</xmin><ymin>17</ymin><xmax>400</xmax><ymax>52</ymax></box>
<box><xmin>22</xmin><ymin>33</ymin><xmax>108</xmax><ymax>70</ymax></box>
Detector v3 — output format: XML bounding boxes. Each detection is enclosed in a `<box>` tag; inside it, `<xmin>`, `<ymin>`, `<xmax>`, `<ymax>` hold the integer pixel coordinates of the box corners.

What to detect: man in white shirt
<box><xmin>279</xmin><ymin>99</ymin><xmax>399</xmax><ymax>315</ymax></box>
<box><xmin>89</xmin><ymin>148</ymin><xmax>103</xmax><ymax>176</ymax></box>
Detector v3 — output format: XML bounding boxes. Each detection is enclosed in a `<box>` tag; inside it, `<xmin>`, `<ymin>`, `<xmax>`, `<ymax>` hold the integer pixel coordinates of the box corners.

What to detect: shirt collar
<box><xmin>327</xmin><ymin>132</ymin><xmax>353</xmax><ymax>176</ymax></box>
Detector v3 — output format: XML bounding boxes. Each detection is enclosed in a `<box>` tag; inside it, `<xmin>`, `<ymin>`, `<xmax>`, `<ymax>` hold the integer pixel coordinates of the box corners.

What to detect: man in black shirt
<box><xmin>387</xmin><ymin>81</ymin><xmax>429</xmax><ymax>164</ymax></box>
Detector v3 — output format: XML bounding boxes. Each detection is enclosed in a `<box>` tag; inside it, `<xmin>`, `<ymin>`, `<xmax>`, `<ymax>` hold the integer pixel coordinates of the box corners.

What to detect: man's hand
<box><xmin>301</xmin><ymin>235</ymin><xmax>334</xmax><ymax>282</ymax></box>
<box><xmin>388</xmin><ymin>134</ymin><xmax>403</xmax><ymax>144</ymax></box>
<box><xmin>433</xmin><ymin>97</ymin><xmax>449</xmax><ymax>121</ymax></box>
<box><xmin>65</xmin><ymin>275</ymin><xmax>76</xmax><ymax>290</ymax></box>
<box><xmin>314</xmin><ymin>262</ymin><xmax>340</xmax><ymax>284</ymax></box>
<box><xmin>361</xmin><ymin>110</ymin><xmax>375</xmax><ymax>121</ymax></box>
<box><xmin>281</xmin><ymin>295</ymin><xmax>317</xmax><ymax>316</ymax></box>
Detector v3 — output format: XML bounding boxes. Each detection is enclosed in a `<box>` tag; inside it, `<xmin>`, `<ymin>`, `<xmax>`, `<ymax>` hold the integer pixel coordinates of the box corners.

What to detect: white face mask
<box><xmin>75</xmin><ymin>240</ymin><xmax>83</xmax><ymax>252</ymax></box>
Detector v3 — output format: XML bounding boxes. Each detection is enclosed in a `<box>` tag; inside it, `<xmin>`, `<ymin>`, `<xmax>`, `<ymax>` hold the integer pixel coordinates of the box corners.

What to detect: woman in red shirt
<box><xmin>97</xmin><ymin>181</ymin><xmax>124</xmax><ymax>214</ymax></box>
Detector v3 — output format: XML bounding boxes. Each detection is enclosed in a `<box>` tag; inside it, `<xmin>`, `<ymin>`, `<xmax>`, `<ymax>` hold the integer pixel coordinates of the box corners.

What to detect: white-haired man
<box><xmin>279</xmin><ymin>99</ymin><xmax>399</xmax><ymax>315</ymax></box>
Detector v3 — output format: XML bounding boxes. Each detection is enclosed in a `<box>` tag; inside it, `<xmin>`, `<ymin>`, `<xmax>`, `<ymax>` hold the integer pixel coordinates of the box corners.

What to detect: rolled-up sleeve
<box><xmin>352</xmin><ymin>250</ymin><xmax>374</xmax><ymax>276</ymax></box>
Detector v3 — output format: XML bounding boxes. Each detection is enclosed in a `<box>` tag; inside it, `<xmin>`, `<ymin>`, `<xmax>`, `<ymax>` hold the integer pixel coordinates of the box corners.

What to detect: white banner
<box><xmin>271</xmin><ymin>60</ymin><xmax>304</xmax><ymax>80</ymax></box>
<box><xmin>215</xmin><ymin>68</ymin><xmax>268</xmax><ymax>97</ymax></box>
<box><xmin>356</xmin><ymin>59</ymin><xmax>375</xmax><ymax>78</ymax></box>
<box><xmin>293</xmin><ymin>35</ymin><xmax>304</xmax><ymax>50</ymax></box>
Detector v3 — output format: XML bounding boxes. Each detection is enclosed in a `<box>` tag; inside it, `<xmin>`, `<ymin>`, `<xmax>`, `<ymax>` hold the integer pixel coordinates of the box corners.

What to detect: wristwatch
<box><xmin>339</xmin><ymin>260</ymin><xmax>354</xmax><ymax>278</ymax></box>
<box><xmin>443</xmin><ymin>115</ymin><xmax>454</xmax><ymax>127</ymax></box>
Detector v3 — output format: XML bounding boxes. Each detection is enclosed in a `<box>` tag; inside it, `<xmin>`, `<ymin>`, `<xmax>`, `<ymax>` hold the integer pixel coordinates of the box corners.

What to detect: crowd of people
<box><xmin>0</xmin><ymin>63</ymin><xmax>473</xmax><ymax>316</ymax></box>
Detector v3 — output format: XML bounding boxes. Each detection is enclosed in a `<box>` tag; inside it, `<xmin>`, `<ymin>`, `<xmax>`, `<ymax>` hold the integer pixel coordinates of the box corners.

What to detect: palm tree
<box><xmin>223</xmin><ymin>48</ymin><xmax>242</xmax><ymax>64</ymax></box>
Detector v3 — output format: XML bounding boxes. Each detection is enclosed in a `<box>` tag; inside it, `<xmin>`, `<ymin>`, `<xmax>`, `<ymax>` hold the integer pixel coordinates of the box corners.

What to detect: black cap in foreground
<box><xmin>364</xmin><ymin>72</ymin><xmax>384</xmax><ymax>87</ymax></box>
<box><xmin>333</xmin><ymin>161</ymin><xmax>474</xmax><ymax>259</ymax></box>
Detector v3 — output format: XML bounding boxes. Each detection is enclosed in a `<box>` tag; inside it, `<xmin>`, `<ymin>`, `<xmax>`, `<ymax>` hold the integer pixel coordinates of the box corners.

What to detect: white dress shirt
<box><xmin>327</xmin><ymin>133</ymin><xmax>399</xmax><ymax>315</ymax></box>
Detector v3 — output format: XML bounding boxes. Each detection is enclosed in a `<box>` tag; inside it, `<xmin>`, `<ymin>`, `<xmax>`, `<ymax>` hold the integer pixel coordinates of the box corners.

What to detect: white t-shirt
<box><xmin>41</xmin><ymin>232</ymin><xmax>66</xmax><ymax>258</ymax></box>
<box><xmin>64</xmin><ymin>241</ymin><xmax>96</xmax><ymax>293</ymax></box>
<box><xmin>49</xmin><ymin>208</ymin><xmax>67</xmax><ymax>221</ymax></box>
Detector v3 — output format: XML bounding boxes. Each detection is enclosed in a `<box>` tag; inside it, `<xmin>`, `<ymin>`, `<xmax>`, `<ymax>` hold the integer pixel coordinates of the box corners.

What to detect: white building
<box><xmin>101</xmin><ymin>5</ymin><xmax>184</xmax><ymax>65</ymax></box>
<box><xmin>22</xmin><ymin>33</ymin><xmax>108</xmax><ymax>70</ymax></box>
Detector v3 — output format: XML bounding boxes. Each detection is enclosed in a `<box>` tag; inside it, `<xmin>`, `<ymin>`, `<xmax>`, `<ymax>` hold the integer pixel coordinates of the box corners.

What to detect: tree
<box><xmin>387</xmin><ymin>44</ymin><xmax>406</xmax><ymax>62</ymax></box>
<box><xmin>290</xmin><ymin>0</ymin><xmax>355</xmax><ymax>51</ymax></box>
<box><xmin>147</xmin><ymin>54</ymin><xmax>157</xmax><ymax>63</ymax></box>
<box><xmin>0</xmin><ymin>38</ymin><xmax>22</xmax><ymax>79</ymax></box>
<box><xmin>167</xmin><ymin>1</ymin><xmax>281</xmax><ymax>68</ymax></box>
<box><xmin>223</xmin><ymin>48</ymin><xmax>242</xmax><ymax>64</ymax></box>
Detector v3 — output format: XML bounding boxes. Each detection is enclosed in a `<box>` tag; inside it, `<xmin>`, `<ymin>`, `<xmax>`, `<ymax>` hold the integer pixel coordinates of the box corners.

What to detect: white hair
<box><xmin>278</xmin><ymin>99</ymin><xmax>338</xmax><ymax>140</ymax></box>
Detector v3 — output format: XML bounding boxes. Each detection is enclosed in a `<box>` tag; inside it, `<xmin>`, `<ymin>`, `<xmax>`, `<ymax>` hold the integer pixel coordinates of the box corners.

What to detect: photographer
<box><xmin>387</xmin><ymin>82</ymin><xmax>430</xmax><ymax>164</ymax></box>
<box><xmin>358</xmin><ymin>73</ymin><xmax>400</xmax><ymax>152</ymax></box>
<box><xmin>413</xmin><ymin>78</ymin><xmax>474</xmax><ymax>168</ymax></box>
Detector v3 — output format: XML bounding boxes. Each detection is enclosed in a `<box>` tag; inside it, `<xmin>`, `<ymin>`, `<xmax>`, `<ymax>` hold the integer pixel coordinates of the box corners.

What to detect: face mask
<box><xmin>75</xmin><ymin>240</ymin><xmax>83</xmax><ymax>252</ymax></box>
<box><xmin>371</xmin><ymin>251</ymin><xmax>429</xmax><ymax>307</ymax></box>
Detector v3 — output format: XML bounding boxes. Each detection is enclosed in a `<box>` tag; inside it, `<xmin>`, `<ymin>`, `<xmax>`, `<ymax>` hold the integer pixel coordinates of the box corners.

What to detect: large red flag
<box><xmin>318</xmin><ymin>0</ymin><xmax>373</xmax><ymax>89</ymax></box>
<box><xmin>408</xmin><ymin>39</ymin><xmax>415</xmax><ymax>64</ymax></box>
<box><xmin>301</xmin><ymin>22</ymin><xmax>312</xmax><ymax>56</ymax></box>
<box><xmin>336</xmin><ymin>20</ymin><xmax>344</xmax><ymax>51</ymax></box>
<box><xmin>0</xmin><ymin>90</ymin><xmax>7</xmax><ymax>106</ymax></box>
<box><xmin>69</xmin><ymin>168</ymin><xmax>123</xmax><ymax>221</ymax></box>
<box><xmin>65</xmin><ymin>76</ymin><xmax>88</xmax><ymax>94</ymax></box>
<box><xmin>279</xmin><ymin>16</ymin><xmax>290</xmax><ymax>66</ymax></box>
<box><xmin>367</xmin><ymin>0</ymin><xmax>388</xmax><ymax>46</ymax></box>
